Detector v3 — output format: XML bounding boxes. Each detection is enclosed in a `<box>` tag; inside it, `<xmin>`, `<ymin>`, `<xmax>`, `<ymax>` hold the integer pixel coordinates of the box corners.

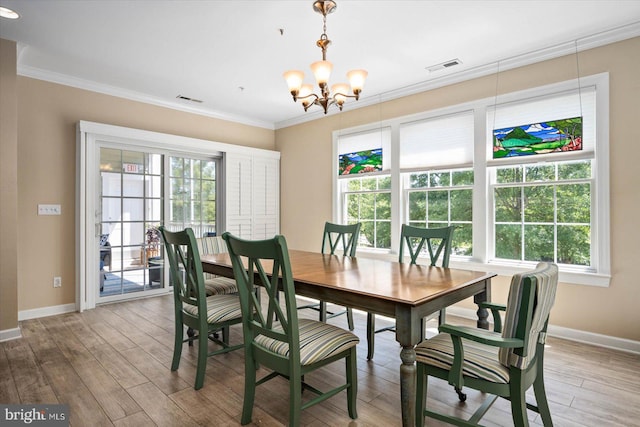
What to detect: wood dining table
<box><xmin>201</xmin><ymin>249</ymin><xmax>496</xmax><ymax>427</ymax></box>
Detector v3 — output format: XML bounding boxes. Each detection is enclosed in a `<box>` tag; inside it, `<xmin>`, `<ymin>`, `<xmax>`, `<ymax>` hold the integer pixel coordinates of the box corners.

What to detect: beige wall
<box><xmin>13</xmin><ymin>75</ymin><xmax>275</xmax><ymax>313</ymax></box>
<box><xmin>0</xmin><ymin>39</ymin><xmax>19</xmax><ymax>332</ymax></box>
<box><xmin>2</xmin><ymin>36</ymin><xmax>639</xmax><ymax>344</ymax></box>
<box><xmin>276</xmin><ymin>37</ymin><xmax>640</xmax><ymax>342</ymax></box>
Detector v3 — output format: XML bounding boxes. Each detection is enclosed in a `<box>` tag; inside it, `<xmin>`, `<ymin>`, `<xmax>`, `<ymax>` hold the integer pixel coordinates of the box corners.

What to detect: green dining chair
<box><xmin>159</xmin><ymin>226</ymin><xmax>243</xmax><ymax>390</ymax></box>
<box><xmin>366</xmin><ymin>224</ymin><xmax>454</xmax><ymax>360</ymax></box>
<box><xmin>222</xmin><ymin>232</ymin><xmax>359</xmax><ymax>426</ymax></box>
<box><xmin>297</xmin><ymin>222</ymin><xmax>361</xmax><ymax>331</ymax></box>
<box><xmin>415</xmin><ymin>262</ymin><xmax>558</xmax><ymax>426</ymax></box>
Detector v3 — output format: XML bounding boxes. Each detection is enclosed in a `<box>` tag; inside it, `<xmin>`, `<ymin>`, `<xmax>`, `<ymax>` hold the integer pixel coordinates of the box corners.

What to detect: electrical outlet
<box><xmin>53</xmin><ymin>276</ymin><xmax>62</xmax><ymax>288</ymax></box>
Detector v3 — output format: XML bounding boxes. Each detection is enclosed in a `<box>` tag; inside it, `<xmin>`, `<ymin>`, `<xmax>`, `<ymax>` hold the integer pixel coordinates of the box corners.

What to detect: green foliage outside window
<box><xmin>344</xmin><ymin>176</ymin><xmax>391</xmax><ymax>249</ymax></box>
<box><xmin>407</xmin><ymin>169</ymin><xmax>473</xmax><ymax>256</ymax></box>
<box><xmin>493</xmin><ymin>160</ymin><xmax>591</xmax><ymax>266</ymax></box>
<box><xmin>169</xmin><ymin>157</ymin><xmax>217</xmax><ymax>235</ymax></box>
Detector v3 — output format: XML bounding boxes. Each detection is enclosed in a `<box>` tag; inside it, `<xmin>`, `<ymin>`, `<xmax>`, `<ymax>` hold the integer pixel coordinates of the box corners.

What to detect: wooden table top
<box><xmin>201</xmin><ymin>249</ymin><xmax>495</xmax><ymax>307</ymax></box>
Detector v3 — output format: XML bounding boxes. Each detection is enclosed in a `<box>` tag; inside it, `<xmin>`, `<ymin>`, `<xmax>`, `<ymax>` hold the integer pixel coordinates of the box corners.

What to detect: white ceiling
<box><xmin>1</xmin><ymin>1</ymin><xmax>639</xmax><ymax>129</ymax></box>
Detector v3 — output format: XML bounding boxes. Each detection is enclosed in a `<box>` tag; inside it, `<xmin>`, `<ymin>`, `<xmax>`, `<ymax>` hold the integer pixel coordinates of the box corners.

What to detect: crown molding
<box><xmin>14</xmin><ymin>21</ymin><xmax>640</xmax><ymax>132</ymax></box>
<box><xmin>275</xmin><ymin>21</ymin><xmax>640</xmax><ymax>130</ymax></box>
<box><xmin>17</xmin><ymin>61</ymin><xmax>275</xmax><ymax>130</ymax></box>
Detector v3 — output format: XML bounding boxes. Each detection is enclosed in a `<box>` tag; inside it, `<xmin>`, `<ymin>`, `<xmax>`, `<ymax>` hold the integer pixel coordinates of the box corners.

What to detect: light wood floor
<box><xmin>1</xmin><ymin>294</ymin><xmax>639</xmax><ymax>426</ymax></box>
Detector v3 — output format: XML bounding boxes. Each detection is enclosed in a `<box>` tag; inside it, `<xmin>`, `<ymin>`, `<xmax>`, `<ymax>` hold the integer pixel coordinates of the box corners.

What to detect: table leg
<box><xmin>474</xmin><ymin>279</ymin><xmax>492</xmax><ymax>330</ymax></box>
<box><xmin>400</xmin><ymin>345</ymin><xmax>416</xmax><ymax>427</ymax></box>
<box><xmin>319</xmin><ymin>300</ymin><xmax>327</xmax><ymax>323</ymax></box>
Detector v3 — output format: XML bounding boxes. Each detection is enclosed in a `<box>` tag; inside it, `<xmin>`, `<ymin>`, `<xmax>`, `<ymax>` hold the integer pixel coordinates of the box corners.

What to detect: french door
<box><xmin>77</xmin><ymin>121</ymin><xmax>280</xmax><ymax>312</ymax></box>
<box><xmin>97</xmin><ymin>147</ymin><xmax>219</xmax><ymax>303</ymax></box>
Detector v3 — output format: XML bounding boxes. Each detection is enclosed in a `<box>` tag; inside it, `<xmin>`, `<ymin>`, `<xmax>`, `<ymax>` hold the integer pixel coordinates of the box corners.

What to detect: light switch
<box><xmin>38</xmin><ymin>204</ymin><xmax>61</xmax><ymax>215</ymax></box>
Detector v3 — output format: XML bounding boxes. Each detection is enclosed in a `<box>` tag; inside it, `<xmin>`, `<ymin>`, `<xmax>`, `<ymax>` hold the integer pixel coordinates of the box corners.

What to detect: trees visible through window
<box><xmin>406</xmin><ymin>168</ymin><xmax>474</xmax><ymax>256</ymax></box>
<box><xmin>343</xmin><ymin>175</ymin><xmax>391</xmax><ymax>249</ymax></box>
<box><xmin>492</xmin><ymin>160</ymin><xmax>591</xmax><ymax>266</ymax></box>
<box><xmin>333</xmin><ymin>74</ymin><xmax>608</xmax><ymax>284</ymax></box>
<box><xmin>169</xmin><ymin>157</ymin><xmax>217</xmax><ymax>237</ymax></box>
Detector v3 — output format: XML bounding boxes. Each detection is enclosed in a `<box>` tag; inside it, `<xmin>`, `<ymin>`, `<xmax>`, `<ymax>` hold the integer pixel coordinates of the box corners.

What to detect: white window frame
<box><xmin>340</xmin><ymin>174</ymin><xmax>393</xmax><ymax>251</ymax></box>
<box><xmin>332</xmin><ymin>72</ymin><xmax>610</xmax><ymax>286</ymax></box>
<box><xmin>402</xmin><ymin>167</ymin><xmax>475</xmax><ymax>257</ymax></box>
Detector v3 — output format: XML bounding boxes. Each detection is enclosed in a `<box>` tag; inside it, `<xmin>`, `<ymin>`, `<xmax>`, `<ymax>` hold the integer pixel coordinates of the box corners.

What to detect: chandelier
<box><xmin>283</xmin><ymin>0</ymin><xmax>368</xmax><ymax>114</ymax></box>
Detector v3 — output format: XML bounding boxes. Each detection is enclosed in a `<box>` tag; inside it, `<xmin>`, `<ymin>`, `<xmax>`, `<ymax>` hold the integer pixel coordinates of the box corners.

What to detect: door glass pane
<box><xmin>123</xmin><ymin>198</ymin><xmax>144</xmax><ymax>222</ymax></box>
<box><xmin>101</xmin><ymin>172</ymin><xmax>121</xmax><ymax>197</ymax></box>
<box><xmin>169</xmin><ymin>155</ymin><xmax>218</xmax><ymax>237</ymax></box>
<box><xmin>123</xmin><ymin>174</ymin><xmax>144</xmax><ymax>197</ymax></box>
<box><xmin>146</xmin><ymin>199</ymin><xmax>161</xmax><ymax>222</ymax></box>
<box><xmin>100</xmin><ymin>147</ymin><xmax>164</xmax><ymax>299</ymax></box>
<box><xmin>102</xmin><ymin>198</ymin><xmax>120</xmax><ymax>222</ymax></box>
<box><xmin>148</xmin><ymin>176</ymin><xmax>162</xmax><ymax>198</ymax></box>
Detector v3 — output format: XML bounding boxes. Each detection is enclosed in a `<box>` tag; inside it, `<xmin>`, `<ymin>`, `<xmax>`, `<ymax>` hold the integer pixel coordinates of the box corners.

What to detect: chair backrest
<box><xmin>222</xmin><ymin>233</ymin><xmax>301</xmax><ymax>363</ymax></box>
<box><xmin>499</xmin><ymin>262</ymin><xmax>559</xmax><ymax>370</ymax></box>
<box><xmin>321</xmin><ymin>222</ymin><xmax>361</xmax><ymax>257</ymax></box>
<box><xmin>159</xmin><ymin>226</ymin><xmax>208</xmax><ymax>315</ymax></box>
<box><xmin>398</xmin><ymin>224</ymin><xmax>455</xmax><ymax>267</ymax></box>
<box><xmin>196</xmin><ymin>235</ymin><xmax>228</xmax><ymax>255</ymax></box>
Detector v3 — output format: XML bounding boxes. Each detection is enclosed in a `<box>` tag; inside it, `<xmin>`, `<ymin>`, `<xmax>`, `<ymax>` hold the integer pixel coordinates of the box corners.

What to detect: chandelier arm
<box><xmin>331</xmin><ymin>92</ymin><xmax>359</xmax><ymax>100</ymax></box>
<box><xmin>299</xmin><ymin>93</ymin><xmax>319</xmax><ymax>100</ymax></box>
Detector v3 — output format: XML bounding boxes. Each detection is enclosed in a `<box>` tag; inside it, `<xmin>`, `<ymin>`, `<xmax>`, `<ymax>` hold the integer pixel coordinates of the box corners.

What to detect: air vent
<box><xmin>426</xmin><ymin>58</ymin><xmax>462</xmax><ymax>73</ymax></box>
<box><xmin>176</xmin><ymin>95</ymin><xmax>203</xmax><ymax>103</ymax></box>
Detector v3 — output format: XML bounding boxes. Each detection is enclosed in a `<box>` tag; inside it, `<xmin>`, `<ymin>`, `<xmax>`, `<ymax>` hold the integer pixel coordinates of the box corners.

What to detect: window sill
<box><xmin>356</xmin><ymin>250</ymin><xmax>611</xmax><ymax>287</ymax></box>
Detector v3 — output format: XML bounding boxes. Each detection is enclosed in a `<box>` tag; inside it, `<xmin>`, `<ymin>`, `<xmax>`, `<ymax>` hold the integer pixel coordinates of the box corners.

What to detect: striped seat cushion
<box><xmin>183</xmin><ymin>294</ymin><xmax>242</xmax><ymax>324</ymax></box>
<box><xmin>415</xmin><ymin>333</ymin><xmax>510</xmax><ymax>384</ymax></box>
<box><xmin>255</xmin><ymin>318</ymin><xmax>359</xmax><ymax>366</ymax></box>
<box><xmin>204</xmin><ymin>276</ymin><xmax>238</xmax><ymax>295</ymax></box>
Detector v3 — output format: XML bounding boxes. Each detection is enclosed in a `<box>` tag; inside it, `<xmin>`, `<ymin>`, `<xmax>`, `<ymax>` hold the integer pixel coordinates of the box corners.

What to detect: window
<box><xmin>492</xmin><ymin>160</ymin><xmax>592</xmax><ymax>266</ymax></box>
<box><xmin>332</xmin><ymin>73</ymin><xmax>610</xmax><ymax>285</ymax></box>
<box><xmin>336</xmin><ymin>128</ymin><xmax>392</xmax><ymax>250</ymax></box>
<box><xmin>406</xmin><ymin>168</ymin><xmax>474</xmax><ymax>256</ymax></box>
<box><xmin>342</xmin><ymin>175</ymin><xmax>391</xmax><ymax>249</ymax></box>
<box><xmin>399</xmin><ymin>111</ymin><xmax>475</xmax><ymax>257</ymax></box>
<box><xmin>487</xmin><ymin>79</ymin><xmax>601</xmax><ymax>275</ymax></box>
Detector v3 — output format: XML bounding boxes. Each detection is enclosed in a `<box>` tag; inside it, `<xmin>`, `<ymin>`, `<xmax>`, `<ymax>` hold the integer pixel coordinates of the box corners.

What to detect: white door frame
<box><xmin>76</xmin><ymin>121</ymin><xmax>279</xmax><ymax>311</ymax></box>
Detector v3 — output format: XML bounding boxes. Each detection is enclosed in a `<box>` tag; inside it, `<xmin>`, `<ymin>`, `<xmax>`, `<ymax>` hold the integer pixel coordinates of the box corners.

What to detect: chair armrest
<box><xmin>479</xmin><ymin>302</ymin><xmax>506</xmax><ymax>311</ymax></box>
<box><xmin>478</xmin><ymin>302</ymin><xmax>506</xmax><ymax>333</ymax></box>
<box><xmin>439</xmin><ymin>324</ymin><xmax>523</xmax><ymax>348</ymax></box>
<box><xmin>439</xmin><ymin>323</ymin><xmax>524</xmax><ymax>390</ymax></box>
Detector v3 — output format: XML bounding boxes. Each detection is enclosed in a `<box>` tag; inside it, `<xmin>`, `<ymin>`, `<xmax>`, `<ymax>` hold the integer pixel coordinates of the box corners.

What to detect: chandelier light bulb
<box><xmin>283</xmin><ymin>70</ymin><xmax>305</xmax><ymax>97</ymax></box>
<box><xmin>311</xmin><ymin>60</ymin><xmax>333</xmax><ymax>86</ymax></box>
<box><xmin>299</xmin><ymin>84</ymin><xmax>314</xmax><ymax>106</ymax></box>
<box><xmin>331</xmin><ymin>83</ymin><xmax>350</xmax><ymax>106</ymax></box>
<box><xmin>347</xmin><ymin>69</ymin><xmax>368</xmax><ymax>96</ymax></box>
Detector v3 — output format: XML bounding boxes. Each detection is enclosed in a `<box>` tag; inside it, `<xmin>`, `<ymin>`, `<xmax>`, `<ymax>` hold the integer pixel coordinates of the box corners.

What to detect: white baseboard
<box><xmin>9</xmin><ymin>300</ymin><xmax>640</xmax><ymax>355</ymax></box>
<box><xmin>18</xmin><ymin>303</ymin><xmax>77</xmax><ymax>321</ymax></box>
<box><xmin>446</xmin><ymin>306</ymin><xmax>640</xmax><ymax>355</ymax></box>
<box><xmin>0</xmin><ymin>327</ymin><xmax>22</xmax><ymax>342</ymax></box>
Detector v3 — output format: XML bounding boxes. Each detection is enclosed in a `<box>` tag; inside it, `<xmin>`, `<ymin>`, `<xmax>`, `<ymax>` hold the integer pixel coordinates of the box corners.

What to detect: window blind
<box><xmin>399</xmin><ymin>110</ymin><xmax>474</xmax><ymax>171</ymax></box>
